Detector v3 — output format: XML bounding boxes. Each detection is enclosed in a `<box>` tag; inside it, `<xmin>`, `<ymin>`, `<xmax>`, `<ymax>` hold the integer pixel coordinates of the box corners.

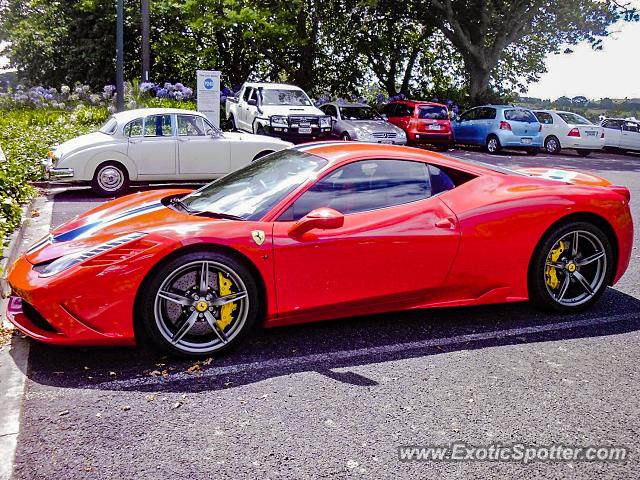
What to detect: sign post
<box><xmin>196</xmin><ymin>70</ymin><xmax>221</xmax><ymax>127</ymax></box>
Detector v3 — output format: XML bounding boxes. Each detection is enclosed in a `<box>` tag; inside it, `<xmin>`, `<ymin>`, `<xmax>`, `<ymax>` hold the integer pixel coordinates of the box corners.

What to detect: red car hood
<box><xmin>26</xmin><ymin>189</ymin><xmax>205</xmax><ymax>264</ymax></box>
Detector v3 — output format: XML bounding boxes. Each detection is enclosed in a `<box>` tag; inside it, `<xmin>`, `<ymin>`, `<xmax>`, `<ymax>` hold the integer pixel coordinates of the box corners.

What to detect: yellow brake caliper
<box><xmin>545</xmin><ymin>241</ymin><xmax>565</xmax><ymax>289</ymax></box>
<box><xmin>217</xmin><ymin>272</ymin><xmax>237</xmax><ymax>331</ymax></box>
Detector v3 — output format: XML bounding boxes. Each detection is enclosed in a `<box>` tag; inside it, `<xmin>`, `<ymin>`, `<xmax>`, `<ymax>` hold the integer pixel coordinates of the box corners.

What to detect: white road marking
<box><xmin>99</xmin><ymin>312</ymin><xmax>638</xmax><ymax>390</ymax></box>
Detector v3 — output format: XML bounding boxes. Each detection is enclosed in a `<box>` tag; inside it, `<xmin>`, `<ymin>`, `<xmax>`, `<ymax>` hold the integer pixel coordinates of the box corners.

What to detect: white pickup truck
<box><xmin>225</xmin><ymin>82</ymin><xmax>332</xmax><ymax>142</ymax></box>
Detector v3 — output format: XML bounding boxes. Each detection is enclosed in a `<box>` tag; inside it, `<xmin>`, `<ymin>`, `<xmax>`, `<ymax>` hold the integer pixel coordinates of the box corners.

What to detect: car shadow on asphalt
<box><xmin>11</xmin><ymin>287</ymin><xmax>640</xmax><ymax>394</ymax></box>
<box><xmin>450</xmin><ymin>147</ymin><xmax>640</xmax><ymax>172</ymax></box>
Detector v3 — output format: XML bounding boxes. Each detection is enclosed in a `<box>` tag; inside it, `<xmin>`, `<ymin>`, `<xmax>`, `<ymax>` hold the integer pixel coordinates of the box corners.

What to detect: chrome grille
<box><xmin>372</xmin><ymin>132</ymin><xmax>397</xmax><ymax>139</ymax></box>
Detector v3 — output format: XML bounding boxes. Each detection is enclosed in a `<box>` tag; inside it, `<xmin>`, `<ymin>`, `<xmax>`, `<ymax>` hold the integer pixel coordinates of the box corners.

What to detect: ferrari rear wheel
<box><xmin>140</xmin><ymin>252</ymin><xmax>259</xmax><ymax>357</ymax></box>
<box><xmin>529</xmin><ymin>221</ymin><xmax>613</xmax><ymax>312</ymax></box>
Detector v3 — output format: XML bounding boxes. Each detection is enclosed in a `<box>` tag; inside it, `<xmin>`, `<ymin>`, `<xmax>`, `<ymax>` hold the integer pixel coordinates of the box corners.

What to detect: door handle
<box><xmin>435</xmin><ymin>217</ymin><xmax>457</xmax><ymax>229</ymax></box>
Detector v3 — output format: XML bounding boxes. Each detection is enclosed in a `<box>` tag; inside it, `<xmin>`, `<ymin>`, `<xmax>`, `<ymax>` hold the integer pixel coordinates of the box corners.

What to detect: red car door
<box><xmin>271</xmin><ymin>159</ymin><xmax>460</xmax><ymax>320</ymax></box>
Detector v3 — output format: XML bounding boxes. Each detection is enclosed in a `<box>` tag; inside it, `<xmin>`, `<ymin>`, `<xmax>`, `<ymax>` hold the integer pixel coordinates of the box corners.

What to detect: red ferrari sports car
<box><xmin>6</xmin><ymin>143</ymin><xmax>633</xmax><ymax>357</ymax></box>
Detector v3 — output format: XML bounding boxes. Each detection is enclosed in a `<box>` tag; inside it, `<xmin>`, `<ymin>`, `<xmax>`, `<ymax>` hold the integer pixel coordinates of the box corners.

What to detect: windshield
<box><xmin>260</xmin><ymin>89</ymin><xmax>311</xmax><ymax>106</ymax></box>
<box><xmin>99</xmin><ymin>117</ymin><xmax>117</xmax><ymax>134</ymax></box>
<box><xmin>339</xmin><ymin>106</ymin><xmax>382</xmax><ymax>121</ymax></box>
<box><xmin>418</xmin><ymin>106</ymin><xmax>448</xmax><ymax>120</ymax></box>
<box><xmin>180</xmin><ymin>149</ymin><xmax>327</xmax><ymax>220</ymax></box>
<box><xmin>557</xmin><ymin>112</ymin><xmax>592</xmax><ymax>125</ymax></box>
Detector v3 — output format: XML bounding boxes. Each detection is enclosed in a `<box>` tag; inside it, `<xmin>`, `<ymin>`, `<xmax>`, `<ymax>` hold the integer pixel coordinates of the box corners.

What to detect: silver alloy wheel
<box><xmin>153</xmin><ymin>260</ymin><xmax>249</xmax><ymax>354</ymax></box>
<box><xmin>487</xmin><ymin>137</ymin><xmax>499</xmax><ymax>153</ymax></box>
<box><xmin>544</xmin><ymin>230</ymin><xmax>607</xmax><ymax>307</ymax></box>
<box><xmin>546</xmin><ymin>137</ymin><xmax>559</xmax><ymax>153</ymax></box>
<box><xmin>97</xmin><ymin>165</ymin><xmax>124</xmax><ymax>192</ymax></box>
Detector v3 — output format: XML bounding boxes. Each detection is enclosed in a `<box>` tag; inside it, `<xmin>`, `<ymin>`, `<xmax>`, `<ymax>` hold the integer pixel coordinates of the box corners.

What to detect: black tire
<box><xmin>229</xmin><ymin>115</ymin><xmax>237</xmax><ymax>131</ymax></box>
<box><xmin>341</xmin><ymin>132</ymin><xmax>351</xmax><ymax>141</ymax></box>
<box><xmin>435</xmin><ymin>144</ymin><xmax>450</xmax><ymax>152</ymax></box>
<box><xmin>486</xmin><ymin>135</ymin><xmax>501</xmax><ymax>154</ymax></box>
<box><xmin>544</xmin><ymin>135</ymin><xmax>561</xmax><ymax>154</ymax></box>
<box><xmin>577</xmin><ymin>149</ymin><xmax>591</xmax><ymax>157</ymax></box>
<box><xmin>526</xmin><ymin>147</ymin><xmax>539</xmax><ymax>156</ymax></box>
<box><xmin>256</xmin><ymin>125</ymin><xmax>266</xmax><ymax>136</ymax></box>
<box><xmin>91</xmin><ymin>161</ymin><xmax>130</xmax><ymax>197</ymax></box>
<box><xmin>528</xmin><ymin>221</ymin><xmax>613</xmax><ymax>313</ymax></box>
<box><xmin>139</xmin><ymin>251</ymin><xmax>260</xmax><ymax>358</ymax></box>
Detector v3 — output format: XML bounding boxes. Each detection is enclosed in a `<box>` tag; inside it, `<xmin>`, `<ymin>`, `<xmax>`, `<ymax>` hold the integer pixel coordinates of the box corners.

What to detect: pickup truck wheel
<box><xmin>256</xmin><ymin>125</ymin><xmax>266</xmax><ymax>136</ymax></box>
<box><xmin>229</xmin><ymin>115</ymin><xmax>237</xmax><ymax>131</ymax></box>
<box><xmin>91</xmin><ymin>161</ymin><xmax>130</xmax><ymax>197</ymax></box>
<box><xmin>341</xmin><ymin>132</ymin><xmax>351</xmax><ymax>141</ymax></box>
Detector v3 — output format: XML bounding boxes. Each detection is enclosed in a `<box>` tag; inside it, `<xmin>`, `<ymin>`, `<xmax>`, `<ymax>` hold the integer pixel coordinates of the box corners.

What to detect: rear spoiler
<box><xmin>517</xmin><ymin>167</ymin><xmax>630</xmax><ymax>202</ymax></box>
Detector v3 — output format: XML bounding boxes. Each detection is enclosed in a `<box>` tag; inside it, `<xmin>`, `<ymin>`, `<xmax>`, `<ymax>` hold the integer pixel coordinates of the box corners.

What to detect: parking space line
<box><xmin>98</xmin><ymin>312</ymin><xmax>638</xmax><ymax>390</ymax></box>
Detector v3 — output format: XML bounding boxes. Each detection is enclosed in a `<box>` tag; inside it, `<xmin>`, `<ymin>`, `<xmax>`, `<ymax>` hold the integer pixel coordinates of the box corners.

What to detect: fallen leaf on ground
<box><xmin>172</xmin><ymin>401</ymin><xmax>184</xmax><ymax>410</ymax></box>
<box><xmin>146</xmin><ymin>395</ymin><xmax>156</xmax><ymax>402</ymax></box>
<box><xmin>58</xmin><ymin>410</ymin><xmax>69</xmax><ymax>416</ymax></box>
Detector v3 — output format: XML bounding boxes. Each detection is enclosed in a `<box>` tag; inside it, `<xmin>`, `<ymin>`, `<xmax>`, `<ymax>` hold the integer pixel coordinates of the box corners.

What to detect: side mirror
<box><xmin>288</xmin><ymin>208</ymin><xmax>344</xmax><ymax>237</ymax></box>
<box><xmin>247</xmin><ymin>99</ymin><xmax>257</xmax><ymax>106</ymax></box>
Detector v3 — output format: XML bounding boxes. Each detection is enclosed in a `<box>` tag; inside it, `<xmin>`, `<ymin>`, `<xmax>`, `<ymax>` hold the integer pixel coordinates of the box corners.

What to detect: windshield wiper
<box><xmin>196</xmin><ymin>211</ymin><xmax>245</xmax><ymax>221</ymax></box>
<box><xmin>169</xmin><ymin>197</ymin><xmax>193</xmax><ymax>214</ymax></box>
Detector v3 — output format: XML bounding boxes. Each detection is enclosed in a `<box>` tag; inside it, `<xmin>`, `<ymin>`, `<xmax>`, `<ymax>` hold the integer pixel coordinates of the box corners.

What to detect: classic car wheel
<box><xmin>91</xmin><ymin>162</ymin><xmax>129</xmax><ymax>196</ymax></box>
<box><xmin>577</xmin><ymin>149</ymin><xmax>591</xmax><ymax>157</ymax></box>
<box><xmin>544</xmin><ymin>136</ymin><xmax>561</xmax><ymax>154</ymax></box>
<box><xmin>529</xmin><ymin>221</ymin><xmax>612</xmax><ymax>312</ymax></box>
<box><xmin>140</xmin><ymin>251</ymin><xmax>259</xmax><ymax>357</ymax></box>
<box><xmin>486</xmin><ymin>135</ymin><xmax>501</xmax><ymax>154</ymax></box>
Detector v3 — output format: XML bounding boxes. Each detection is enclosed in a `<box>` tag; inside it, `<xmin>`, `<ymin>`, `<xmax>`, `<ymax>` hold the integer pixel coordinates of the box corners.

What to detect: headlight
<box><xmin>270</xmin><ymin>115</ymin><xmax>288</xmax><ymax>127</ymax></box>
<box><xmin>36</xmin><ymin>232</ymin><xmax>147</xmax><ymax>277</ymax></box>
<box><xmin>319</xmin><ymin>116</ymin><xmax>332</xmax><ymax>128</ymax></box>
<box><xmin>355</xmin><ymin>128</ymin><xmax>372</xmax><ymax>139</ymax></box>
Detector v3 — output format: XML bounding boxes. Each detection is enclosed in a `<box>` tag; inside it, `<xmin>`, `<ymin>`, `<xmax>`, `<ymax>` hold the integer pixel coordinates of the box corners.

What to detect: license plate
<box><xmin>379</xmin><ymin>140</ymin><xmax>393</xmax><ymax>144</ymax></box>
<box><xmin>521</xmin><ymin>138</ymin><xmax>532</xmax><ymax>145</ymax></box>
<box><xmin>585</xmin><ymin>130</ymin><xmax>597</xmax><ymax>136</ymax></box>
<box><xmin>299</xmin><ymin>127</ymin><xmax>312</xmax><ymax>134</ymax></box>
<box><xmin>428</xmin><ymin>124</ymin><xmax>442</xmax><ymax>130</ymax></box>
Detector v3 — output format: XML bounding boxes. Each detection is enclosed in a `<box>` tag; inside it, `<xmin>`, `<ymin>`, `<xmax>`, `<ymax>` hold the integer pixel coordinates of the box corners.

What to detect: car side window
<box><xmin>484</xmin><ymin>107</ymin><xmax>497</xmax><ymax>120</ymax></box>
<box><xmin>278</xmin><ymin>159</ymin><xmax>431</xmax><ymax>221</ymax></box>
<box><xmin>382</xmin><ymin>104</ymin><xmax>397</xmax><ymax>117</ymax></box>
<box><xmin>535</xmin><ymin>112</ymin><xmax>553</xmax><ymax>124</ymax></box>
<box><xmin>398</xmin><ymin>104</ymin><xmax>414</xmax><ymax>117</ymax></box>
<box><xmin>459</xmin><ymin>109</ymin><xmax>477</xmax><ymax>122</ymax></box>
<box><xmin>242</xmin><ymin>88</ymin><xmax>252</xmax><ymax>102</ymax></box>
<box><xmin>177</xmin><ymin>115</ymin><xmax>208</xmax><ymax>136</ymax></box>
<box><xmin>623</xmin><ymin>122</ymin><xmax>639</xmax><ymax>133</ymax></box>
<box><xmin>125</xmin><ymin>118</ymin><xmax>143</xmax><ymax>137</ymax></box>
<box><xmin>143</xmin><ymin>115</ymin><xmax>172</xmax><ymax>137</ymax></box>
<box><xmin>504</xmin><ymin>109</ymin><xmax>537</xmax><ymax>122</ymax></box>
<box><xmin>603</xmin><ymin>120</ymin><xmax>622</xmax><ymax>130</ymax></box>
<box><xmin>322</xmin><ymin>104</ymin><xmax>338</xmax><ymax>118</ymax></box>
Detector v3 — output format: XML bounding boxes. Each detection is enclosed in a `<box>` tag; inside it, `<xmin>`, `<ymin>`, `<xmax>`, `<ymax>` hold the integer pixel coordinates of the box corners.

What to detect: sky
<box><xmin>523</xmin><ymin>19</ymin><xmax>640</xmax><ymax>101</ymax></box>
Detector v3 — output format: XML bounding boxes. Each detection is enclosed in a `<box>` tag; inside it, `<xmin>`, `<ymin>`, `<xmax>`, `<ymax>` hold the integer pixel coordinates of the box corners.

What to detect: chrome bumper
<box><xmin>42</xmin><ymin>158</ymin><xmax>74</xmax><ymax>179</ymax></box>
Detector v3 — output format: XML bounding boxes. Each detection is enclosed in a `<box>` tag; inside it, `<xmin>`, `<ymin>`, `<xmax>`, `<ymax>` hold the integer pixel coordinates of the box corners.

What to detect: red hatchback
<box><xmin>381</xmin><ymin>101</ymin><xmax>453</xmax><ymax>150</ymax></box>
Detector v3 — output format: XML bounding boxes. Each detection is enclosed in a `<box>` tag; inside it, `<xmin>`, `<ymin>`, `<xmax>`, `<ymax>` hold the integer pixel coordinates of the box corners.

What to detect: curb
<box><xmin>0</xmin><ymin>199</ymin><xmax>36</xmax><ymax>303</ymax></box>
<box><xmin>0</xmin><ymin>194</ymin><xmax>54</xmax><ymax>480</ymax></box>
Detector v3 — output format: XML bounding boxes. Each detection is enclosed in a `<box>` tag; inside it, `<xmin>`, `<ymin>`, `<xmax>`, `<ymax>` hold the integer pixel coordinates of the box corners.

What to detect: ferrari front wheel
<box><xmin>529</xmin><ymin>221</ymin><xmax>613</xmax><ymax>312</ymax></box>
<box><xmin>140</xmin><ymin>252</ymin><xmax>259</xmax><ymax>357</ymax></box>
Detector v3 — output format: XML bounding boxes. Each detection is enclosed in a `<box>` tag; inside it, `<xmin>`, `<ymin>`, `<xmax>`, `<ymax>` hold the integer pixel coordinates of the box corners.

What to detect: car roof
<box><xmin>294</xmin><ymin>141</ymin><xmax>499</xmax><ymax>176</ymax></box>
<box><xmin>243</xmin><ymin>82</ymin><xmax>302</xmax><ymax>90</ymax></box>
<box><xmin>325</xmin><ymin>102</ymin><xmax>369</xmax><ymax>108</ymax></box>
<box><xmin>389</xmin><ymin>100</ymin><xmax>447</xmax><ymax>108</ymax></box>
<box><xmin>112</xmin><ymin>108</ymin><xmax>203</xmax><ymax>123</ymax></box>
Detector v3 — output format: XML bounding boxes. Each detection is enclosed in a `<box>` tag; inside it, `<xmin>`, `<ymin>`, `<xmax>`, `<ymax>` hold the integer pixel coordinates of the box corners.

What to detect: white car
<box><xmin>534</xmin><ymin>110</ymin><xmax>604</xmax><ymax>157</ymax></box>
<box><xmin>46</xmin><ymin>108</ymin><xmax>292</xmax><ymax>196</ymax></box>
<box><xmin>601</xmin><ymin>118</ymin><xmax>640</xmax><ymax>153</ymax></box>
<box><xmin>225</xmin><ymin>83</ymin><xmax>332</xmax><ymax>142</ymax></box>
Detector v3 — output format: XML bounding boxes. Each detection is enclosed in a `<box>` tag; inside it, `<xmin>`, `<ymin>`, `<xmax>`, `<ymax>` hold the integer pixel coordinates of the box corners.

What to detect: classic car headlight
<box><xmin>270</xmin><ymin>115</ymin><xmax>289</xmax><ymax>126</ymax></box>
<box><xmin>354</xmin><ymin>127</ymin><xmax>372</xmax><ymax>139</ymax></box>
<box><xmin>36</xmin><ymin>232</ymin><xmax>147</xmax><ymax>277</ymax></box>
<box><xmin>319</xmin><ymin>116</ymin><xmax>332</xmax><ymax>128</ymax></box>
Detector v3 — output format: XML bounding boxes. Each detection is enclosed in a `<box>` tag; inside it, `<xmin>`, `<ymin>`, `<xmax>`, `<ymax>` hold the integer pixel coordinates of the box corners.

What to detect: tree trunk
<box><xmin>466</xmin><ymin>60</ymin><xmax>491</xmax><ymax>105</ymax></box>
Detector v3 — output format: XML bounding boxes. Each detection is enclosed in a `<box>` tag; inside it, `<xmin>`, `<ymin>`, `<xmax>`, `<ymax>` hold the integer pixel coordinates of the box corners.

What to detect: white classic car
<box><xmin>46</xmin><ymin>108</ymin><xmax>293</xmax><ymax>195</ymax></box>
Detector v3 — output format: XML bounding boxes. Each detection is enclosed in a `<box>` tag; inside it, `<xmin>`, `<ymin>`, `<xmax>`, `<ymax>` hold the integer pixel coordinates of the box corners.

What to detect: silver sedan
<box><xmin>319</xmin><ymin>102</ymin><xmax>407</xmax><ymax>144</ymax></box>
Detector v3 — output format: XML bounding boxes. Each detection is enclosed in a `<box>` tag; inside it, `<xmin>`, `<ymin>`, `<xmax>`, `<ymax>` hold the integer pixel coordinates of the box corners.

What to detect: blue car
<box><xmin>452</xmin><ymin>105</ymin><xmax>543</xmax><ymax>155</ymax></box>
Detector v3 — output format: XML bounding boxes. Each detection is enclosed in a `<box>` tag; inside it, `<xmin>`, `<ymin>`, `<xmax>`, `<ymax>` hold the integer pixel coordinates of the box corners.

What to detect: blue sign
<box><xmin>204</xmin><ymin>78</ymin><xmax>214</xmax><ymax>90</ymax></box>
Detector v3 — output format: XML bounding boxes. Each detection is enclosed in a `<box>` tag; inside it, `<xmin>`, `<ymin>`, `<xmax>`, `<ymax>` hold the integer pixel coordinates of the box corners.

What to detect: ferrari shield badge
<box><xmin>251</xmin><ymin>230</ymin><xmax>266</xmax><ymax>246</ymax></box>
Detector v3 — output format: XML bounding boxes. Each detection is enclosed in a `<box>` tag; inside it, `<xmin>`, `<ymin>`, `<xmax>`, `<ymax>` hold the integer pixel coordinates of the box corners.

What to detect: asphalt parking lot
<box><xmin>8</xmin><ymin>147</ymin><xmax>640</xmax><ymax>479</ymax></box>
